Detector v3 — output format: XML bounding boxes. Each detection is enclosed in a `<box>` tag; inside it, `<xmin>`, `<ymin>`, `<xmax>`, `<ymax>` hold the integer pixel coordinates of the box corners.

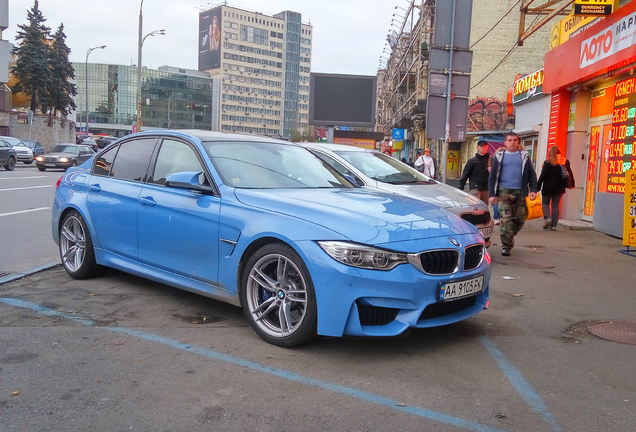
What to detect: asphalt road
<box><xmin>0</xmin><ymin>165</ymin><xmax>62</xmax><ymax>274</ymax></box>
<box><xmin>0</xmin><ymin>216</ymin><xmax>634</xmax><ymax>432</ymax></box>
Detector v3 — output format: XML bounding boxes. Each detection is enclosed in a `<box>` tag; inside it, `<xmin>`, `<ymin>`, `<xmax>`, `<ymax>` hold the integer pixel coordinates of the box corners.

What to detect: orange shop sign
<box><xmin>512</xmin><ymin>69</ymin><xmax>544</xmax><ymax>104</ymax></box>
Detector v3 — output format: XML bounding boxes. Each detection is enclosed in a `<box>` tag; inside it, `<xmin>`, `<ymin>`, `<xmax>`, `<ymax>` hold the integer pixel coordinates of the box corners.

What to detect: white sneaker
<box><xmin>494</xmin><ymin>219</ymin><xmax>500</xmax><ymax>225</ymax></box>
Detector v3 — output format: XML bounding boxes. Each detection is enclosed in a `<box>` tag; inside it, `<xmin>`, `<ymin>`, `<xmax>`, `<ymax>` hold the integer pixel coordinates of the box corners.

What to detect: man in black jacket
<box><xmin>458</xmin><ymin>137</ymin><xmax>490</xmax><ymax>203</ymax></box>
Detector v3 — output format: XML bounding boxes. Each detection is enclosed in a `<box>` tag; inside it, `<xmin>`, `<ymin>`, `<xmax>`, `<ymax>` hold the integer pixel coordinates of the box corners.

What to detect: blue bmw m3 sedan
<box><xmin>52</xmin><ymin>130</ymin><xmax>491</xmax><ymax>346</ymax></box>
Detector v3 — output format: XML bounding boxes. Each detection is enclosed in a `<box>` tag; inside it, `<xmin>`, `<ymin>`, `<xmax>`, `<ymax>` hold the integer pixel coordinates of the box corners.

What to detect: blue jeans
<box><xmin>492</xmin><ymin>201</ymin><xmax>501</xmax><ymax>220</ymax></box>
<box><xmin>541</xmin><ymin>193</ymin><xmax>563</xmax><ymax>228</ymax></box>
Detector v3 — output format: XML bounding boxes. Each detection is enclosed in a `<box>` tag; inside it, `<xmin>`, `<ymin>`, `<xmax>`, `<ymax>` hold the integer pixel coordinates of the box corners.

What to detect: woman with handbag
<box><xmin>537</xmin><ymin>146</ymin><xmax>575</xmax><ymax>231</ymax></box>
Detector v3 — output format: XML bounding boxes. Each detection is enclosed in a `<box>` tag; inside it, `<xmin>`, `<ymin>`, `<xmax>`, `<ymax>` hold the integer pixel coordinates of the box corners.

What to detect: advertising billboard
<box><xmin>198</xmin><ymin>8</ymin><xmax>222</xmax><ymax>71</ymax></box>
<box><xmin>309</xmin><ymin>73</ymin><xmax>376</xmax><ymax>128</ymax></box>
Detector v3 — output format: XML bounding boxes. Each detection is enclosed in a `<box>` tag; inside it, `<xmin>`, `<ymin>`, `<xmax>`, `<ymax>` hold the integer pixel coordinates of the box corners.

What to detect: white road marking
<box><xmin>0</xmin><ymin>185</ymin><xmax>54</xmax><ymax>192</ymax></box>
<box><xmin>0</xmin><ymin>207</ymin><xmax>51</xmax><ymax>217</ymax></box>
<box><xmin>0</xmin><ymin>176</ymin><xmax>48</xmax><ymax>180</ymax></box>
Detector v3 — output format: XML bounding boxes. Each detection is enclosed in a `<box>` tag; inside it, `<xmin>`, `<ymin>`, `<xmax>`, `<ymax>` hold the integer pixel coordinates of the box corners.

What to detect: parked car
<box><xmin>81</xmin><ymin>137</ymin><xmax>98</xmax><ymax>152</ymax></box>
<box><xmin>52</xmin><ymin>130</ymin><xmax>491</xmax><ymax>347</ymax></box>
<box><xmin>96</xmin><ymin>136</ymin><xmax>119</xmax><ymax>149</ymax></box>
<box><xmin>35</xmin><ymin>144</ymin><xmax>95</xmax><ymax>171</ymax></box>
<box><xmin>302</xmin><ymin>143</ymin><xmax>495</xmax><ymax>247</ymax></box>
<box><xmin>0</xmin><ymin>139</ymin><xmax>17</xmax><ymax>171</ymax></box>
<box><xmin>0</xmin><ymin>136</ymin><xmax>34</xmax><ymax>164</ymax></box>
<box><xmin>22</xmin><ymin>140</ymin><xmax>45</xmax><ymax>157</ymax></box>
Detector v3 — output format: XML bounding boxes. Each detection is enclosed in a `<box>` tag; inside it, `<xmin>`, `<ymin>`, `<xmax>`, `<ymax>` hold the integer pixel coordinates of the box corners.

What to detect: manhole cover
<box><xmin>492</xmin><ymin>257</ymin><xmax>555</xmax><ymax>269</ymax></box>
<box><xmin>588</xmin><ymin>322</ymin><xmax>636</xmax><ymax>345</ymax></box>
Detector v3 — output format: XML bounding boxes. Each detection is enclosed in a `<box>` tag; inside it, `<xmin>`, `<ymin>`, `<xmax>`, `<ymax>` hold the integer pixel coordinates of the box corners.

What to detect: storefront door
<box><xmin>583</xmin><ymin>122</ymin><xmax>611</xmax><ymax>221</ymax></box>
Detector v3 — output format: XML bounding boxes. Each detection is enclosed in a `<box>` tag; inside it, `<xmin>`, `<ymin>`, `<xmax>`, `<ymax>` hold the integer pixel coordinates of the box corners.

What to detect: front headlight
<box><xmin>36</xmin><ymin>156</ymin><xmax>44</xmax><ymax>161</ymax></box>
<box><xmin>318</xmin><ymin>241</ymin><xmax>408</xmax><ymax>271</ymax></box>
<box><xmin>59</xmin><ymin>157</ymin><xmax>69</xmax><ymax>162</ymax></box>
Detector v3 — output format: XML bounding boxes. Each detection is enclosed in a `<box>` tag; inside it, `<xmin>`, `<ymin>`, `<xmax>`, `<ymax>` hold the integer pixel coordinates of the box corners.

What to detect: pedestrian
<box><xmin>383</xmin><ymin>149</ymin><xmax>392</xmax><ymax>157</ymax></box>
<box><xmin>458</xmin><ymin>137</ymin><xmax>490</xmax><ymax>204</ymax></box>
<box><xmin>415</xmin><ymin>148</ymin><xmax>435</xmax><ymax>178</ymax></box>
<box><xmin>488</xmin><ymin>132</ymin><xmax>538</xmax><ymax>256</ymax></box>
<box><xmin>537</xmin><ymin>146</ymin><xmax>575</xmax><ymax>231</ymax></box>
<box><xmin>488</xmin><ymin>148</ymin><xmax>502</xmax><ymax>225</ymax></box>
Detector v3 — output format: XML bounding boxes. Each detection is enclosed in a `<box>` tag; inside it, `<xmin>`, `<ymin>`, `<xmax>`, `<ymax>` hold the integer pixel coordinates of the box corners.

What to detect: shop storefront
<box><xmin>544</xmin><ymin>1</ymin><xmax>636</xmax><ymax>237</ymax></box>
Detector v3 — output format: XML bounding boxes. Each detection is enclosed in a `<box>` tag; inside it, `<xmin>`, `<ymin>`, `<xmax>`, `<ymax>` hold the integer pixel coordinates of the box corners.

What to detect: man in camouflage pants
<box><xmin>488</xmin><ymin>132</ymin><xmax>538</xmax><ymax>256</ymax></box>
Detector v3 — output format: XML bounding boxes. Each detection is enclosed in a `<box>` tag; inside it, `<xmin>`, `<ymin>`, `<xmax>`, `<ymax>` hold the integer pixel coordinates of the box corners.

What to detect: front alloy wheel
<box><xmin>241</xmin><ymin>243</ymin><xmax>317</xmax><ymax>347</ymax></box>
<box><xmin>59</xmin><ymin>211</ymin><xmax>99</xmax><ymax>279</ymax></box>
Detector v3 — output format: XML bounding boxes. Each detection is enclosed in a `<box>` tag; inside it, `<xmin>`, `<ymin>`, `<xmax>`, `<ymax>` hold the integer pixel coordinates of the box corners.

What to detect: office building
<box><xmin>198</xmin><ymin>4</ymin><xmax>312</xmax><ymax>138</ymax></box>
<box><xmin>71</xmin><ymin>63</ymin><xmax>215</xmax><ymax>136</ymax></box>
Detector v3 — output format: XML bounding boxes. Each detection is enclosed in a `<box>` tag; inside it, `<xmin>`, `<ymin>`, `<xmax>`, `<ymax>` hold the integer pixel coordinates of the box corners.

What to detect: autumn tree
<box><xmin>10</xmin><ymin>0</ymin><xmax>53</xmax><ymax>113</ymax></box>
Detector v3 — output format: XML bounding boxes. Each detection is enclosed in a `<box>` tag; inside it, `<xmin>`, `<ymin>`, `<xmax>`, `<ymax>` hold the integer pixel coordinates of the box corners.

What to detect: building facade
<box><xmin>71</xmin><ymin>63</ymin><xmax>215</xmax><ymax>136</ymax></box>
<box><xmin>543</xmin><ymin>0</ymin><xmax>636</xmax><ymax>238</ymax></box>
<box><xmin>198</xmin><ymin>4</ymin><xmax>312</xmax><ymax>138</ymax></box>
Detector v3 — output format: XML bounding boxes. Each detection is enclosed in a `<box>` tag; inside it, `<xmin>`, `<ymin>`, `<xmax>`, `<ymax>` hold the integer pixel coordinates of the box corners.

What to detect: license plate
<box><xmin>479</xmin><ymin>227</ymin><xmax>492</xmax><ymax>239</ymax></box>
<box><xmin>439</xmin><ymin>275</ymin><xmax>484</xmax><ymax>302</ymax></box>
<box><xmin>45</xmin><ymin>163</ymin><xmax>56</xmax><ymax>167</ymax></box>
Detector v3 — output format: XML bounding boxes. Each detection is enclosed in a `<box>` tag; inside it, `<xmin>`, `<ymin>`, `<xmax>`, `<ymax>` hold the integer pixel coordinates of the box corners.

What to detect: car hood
<box><xmin>374</xmin><ymin>181</ymin><xmax>488</xmax><ymax>212</ymax></box>
<box><xmin>233</xmin><ymin>188</ymin><xmax>476</xmax><ymax>245</ymax></box>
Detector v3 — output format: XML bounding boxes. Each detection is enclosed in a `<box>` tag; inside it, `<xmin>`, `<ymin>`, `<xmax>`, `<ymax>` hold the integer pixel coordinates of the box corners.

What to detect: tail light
<box><xmin>56</xmin><ymin>177</ymin><xmax>63</xmax><ymax>189</ymax></box>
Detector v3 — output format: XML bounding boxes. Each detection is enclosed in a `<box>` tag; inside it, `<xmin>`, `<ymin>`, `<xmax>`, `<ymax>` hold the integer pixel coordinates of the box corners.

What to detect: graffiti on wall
<box><xmin>467</xmin><ymin>97</ymin><xmax>514</xmax><ymax>132</ymax></box>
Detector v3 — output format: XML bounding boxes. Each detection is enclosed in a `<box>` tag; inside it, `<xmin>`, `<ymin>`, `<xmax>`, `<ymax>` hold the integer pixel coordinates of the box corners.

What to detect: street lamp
<box><xmin>85</xmin><ymin>45</ymin><xmax>106</xmax><ymax>135</ymax></box>
<box><xmin>136</xmin><ymin>0</ymin><xmax>165</xmax><ymax>133</ymax></box>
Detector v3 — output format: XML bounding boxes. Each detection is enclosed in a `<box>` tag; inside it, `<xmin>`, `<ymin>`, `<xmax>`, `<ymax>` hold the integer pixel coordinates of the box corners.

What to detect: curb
<box><xmin>0</xmin><ymin>262</ymin><xmax>61</xmax><ymax>285</ymax></box>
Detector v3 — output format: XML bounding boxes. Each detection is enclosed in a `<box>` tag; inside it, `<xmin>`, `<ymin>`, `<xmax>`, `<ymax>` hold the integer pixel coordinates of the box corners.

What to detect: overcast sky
<box><xmin>7</xmin><ymin>0</ymin><xmax>402</xmax><ymax>76</ymax></box>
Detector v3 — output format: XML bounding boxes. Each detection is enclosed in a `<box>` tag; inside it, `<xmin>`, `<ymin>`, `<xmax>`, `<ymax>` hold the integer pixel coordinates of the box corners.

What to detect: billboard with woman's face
<box><xmin>199</xmin><ymin>7</ymin><xmax>222</xmax><ymax>70</ymax></box>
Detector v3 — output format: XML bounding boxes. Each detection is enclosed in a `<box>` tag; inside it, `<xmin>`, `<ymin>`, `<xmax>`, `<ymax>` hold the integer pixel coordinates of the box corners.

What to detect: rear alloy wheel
<box><xmin>241</xmin><ymin>243</ymin><xmax>317</xmax><ymax>347</ymax></box>
<box><xmin>4</xmin><ymin>156</ymin><xmax>15</xmax><ymax>171</ymax></box>
<box><xmin>59</xmin><ymin>211</ymin><xmax>100</xmax><ymax>279</ymax></box>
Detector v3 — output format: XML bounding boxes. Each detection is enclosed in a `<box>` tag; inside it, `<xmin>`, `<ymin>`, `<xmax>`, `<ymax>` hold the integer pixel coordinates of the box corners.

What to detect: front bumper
<box><xmin>15</xmin><ymin>153</ymin><xmax>33</xmax><ymax>163</ymax></box>
<box><xmin>296</xmin><ymin>236</ymin><xmax>491</xmax><ymax>338</ymax></box>
<box><xmin>36</xmin><ymin>161</ymin><xmax>72</xmax><ymax>170</ymax></box>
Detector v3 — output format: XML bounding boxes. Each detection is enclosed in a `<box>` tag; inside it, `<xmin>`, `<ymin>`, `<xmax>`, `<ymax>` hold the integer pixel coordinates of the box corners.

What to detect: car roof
<box><xmin>132</xmin><ymin>129</ymin><xmax>299</xmax><ymax>146</ymax></box>
<box><xmin>301</xmin><ymin>142</ymin><xmax>376</xmax><ymax>153</ymax></box>
<box><xmin>0</xmin><ymin>136</ymin><xmax>24</xmax><ymax>143</ymax></box>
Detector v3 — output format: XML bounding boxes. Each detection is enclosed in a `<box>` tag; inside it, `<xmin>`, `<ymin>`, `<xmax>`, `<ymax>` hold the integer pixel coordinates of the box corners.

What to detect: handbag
<box><xmin>560</xmin><ymin>164</ymin><xmax>571</xmax><ymax>188</ymax></box>
<box><xmin>525</xmin><ymin>194</ymin><xmax>542</xmax><ymax>221</ymax></box>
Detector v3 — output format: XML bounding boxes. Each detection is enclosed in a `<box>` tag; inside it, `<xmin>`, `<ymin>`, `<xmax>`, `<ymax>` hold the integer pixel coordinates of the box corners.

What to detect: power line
<box><xmin>470</xmin><ymin>0</ymin><xmax>521</xmax><ymax>49</ymax></box>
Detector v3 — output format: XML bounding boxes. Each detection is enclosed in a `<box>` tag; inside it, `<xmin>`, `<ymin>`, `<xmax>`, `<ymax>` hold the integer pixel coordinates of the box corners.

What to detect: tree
<box><xmin>10</xmin><ymin>0</ymin><xmax>52</xmax><ymax>113</ymax></box>
<box><xmin>47</xmin><ymin>24</ymin><xmax>77</xmax><ymax>116</ymax></box>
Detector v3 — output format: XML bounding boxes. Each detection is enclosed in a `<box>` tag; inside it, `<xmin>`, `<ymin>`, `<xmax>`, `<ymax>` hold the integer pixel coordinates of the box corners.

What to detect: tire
<box><xmin>240</xmin><ymin>243</ymin><xmax>318</xmax><ymax>347</ymax></box>
<box><xmin>64</xmin><ymin>160</ymin><xmax>77</xmax><ymax>172</ymax></box>
<box><xmin>37</xmin><ymin>166</ymin><xmax>46</xmax><ymax>171</ymax></box>
<box><xmin>4</xmin><ymin>156</ymin><xmax>15</xmax><ymax>171</ymax></box>
<box><xmin>59</xmin><ymin>210</ymin><xmax>100</xmax><ymax>279</ymax></box>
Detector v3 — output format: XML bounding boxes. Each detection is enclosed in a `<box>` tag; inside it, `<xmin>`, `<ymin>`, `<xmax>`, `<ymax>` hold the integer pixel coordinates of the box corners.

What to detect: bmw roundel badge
<box><xmin>449</xmin><ymin>238</ymin><xmax>460</xmax><ymax>247</ymax></box>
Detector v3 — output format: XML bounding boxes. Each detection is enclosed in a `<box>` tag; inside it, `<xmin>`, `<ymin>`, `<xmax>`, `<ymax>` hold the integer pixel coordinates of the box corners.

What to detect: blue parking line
<box><xmin>0</xmin><ymin>262</ymin><xmax>60</xmax><ymax>285</ymax></box>
<box><xmin>0</xmin><ymin>297</ymin><xmax>506</xmax><ymax>432</ymax></box>
<box><xmin>480</xmin><ymin>337</ymin><xmax>561</xmax><ymax>432</ymax></box>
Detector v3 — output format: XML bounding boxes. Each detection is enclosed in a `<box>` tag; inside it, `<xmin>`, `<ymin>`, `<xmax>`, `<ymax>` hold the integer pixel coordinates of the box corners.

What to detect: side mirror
<box><xmin>165</xmin><ymin>171</ymin><xmax>213</xmax><ymax>194</ymax></box>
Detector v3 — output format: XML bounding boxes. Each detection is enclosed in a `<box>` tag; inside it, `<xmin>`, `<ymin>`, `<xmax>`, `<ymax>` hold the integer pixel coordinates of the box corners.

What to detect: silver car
<box><xmin>303</xmin><ymin>143</ymin><xmax>494</xmax><ymax>247</ymax></box>
<box><xmin>0</xmin><ymin>136</ymin><xmax>34</xmax><ymax>164</ymax></box>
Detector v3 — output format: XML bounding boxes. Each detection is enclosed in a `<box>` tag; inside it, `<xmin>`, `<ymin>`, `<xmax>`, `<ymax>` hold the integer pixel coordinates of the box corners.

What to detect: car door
<box><xmin>0</xmin><ymin>140</ymin><xmax>9</xmax><ymax>165</ymax></box>
<box><xmin>86</xmin><ymin>138</ymin><xmax>157</xmax><ymax>259</ymax></box>
<box><xmin>137</xmin><ymin>138</ymin><xmax>221</xmax><ymax>283</ymax></box>
<box><xmin>78</xmin><ymin>146</ymin><xmax>94</xmax><ymax>164</ymax></box>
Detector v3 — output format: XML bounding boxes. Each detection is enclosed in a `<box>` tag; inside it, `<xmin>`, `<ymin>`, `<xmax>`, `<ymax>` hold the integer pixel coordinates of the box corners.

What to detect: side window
<box><xmin>93</xmin><ymin>146</ymin><xmax>117</xmax><ymax>177</ymax></box>
<box><xmin>150</xmin><ymin>139</ymin><xmax>205</xmax><ymax>185</ymax></box>
<box><xmin>109</xmin><ymin>138</ymin><xmax>156</xmax><ymax>182</ymax></box>
<box><xmin>310</xmin><ymin>151</ymin><xmax>365</xmax><ymax>187</ymax></box>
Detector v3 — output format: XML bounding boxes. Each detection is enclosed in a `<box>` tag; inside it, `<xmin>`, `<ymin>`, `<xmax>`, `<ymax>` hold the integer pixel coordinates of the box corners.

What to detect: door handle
<box><xmin>89</xmin><ymin>184</ymin><xmax>101</xmax><ymax>192</ymax></box>
<box><xmin>140</xmin><ymin>196</ymin><xmax>156</xmax><ymax>206</ymax></box>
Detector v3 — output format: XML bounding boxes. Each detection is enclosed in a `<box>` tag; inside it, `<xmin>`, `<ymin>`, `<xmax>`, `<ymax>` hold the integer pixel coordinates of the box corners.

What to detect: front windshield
<box><xmin>204</xmin><ymin>141</ymin><xmax>355</xmax><ymax>189</ymax></box>
<box><xmin>52</xmin><ymin>145</ymin><xmax>79</xmax><ymax>154</ymax></box>
<box><xmin>334</xmin><ymin>151</ymin><xmax>436</xmax><ymax>185</ymax></box>
<box><xmin>13</xmin><ymin>143</ymin><xmax>27</xmax><ymax>148</ymax></box>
